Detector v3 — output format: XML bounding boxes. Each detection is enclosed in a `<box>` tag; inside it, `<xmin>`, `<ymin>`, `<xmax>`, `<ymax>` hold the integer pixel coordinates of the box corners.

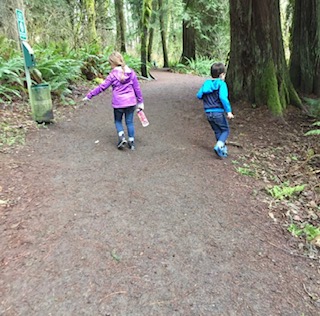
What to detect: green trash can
<box><xmin>30</xmin><ymin>83</ymin><xmax>54</xmax><ymax>123</ymax></box>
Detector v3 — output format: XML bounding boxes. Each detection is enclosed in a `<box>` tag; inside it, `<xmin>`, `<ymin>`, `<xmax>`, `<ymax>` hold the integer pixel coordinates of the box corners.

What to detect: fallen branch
<box><xmin>227</xmin><ymin>141</ymin><xmax>243</xmax><ymax>148</ymax></box>
<box><xmin>303</xmin><ymin>283</ymin><xmax>320</xmax><ymax>302</ymax></box>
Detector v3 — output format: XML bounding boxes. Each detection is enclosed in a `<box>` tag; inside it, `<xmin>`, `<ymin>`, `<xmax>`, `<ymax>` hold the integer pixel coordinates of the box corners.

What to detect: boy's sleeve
<box><xmin>132</xmin><ymin>71</ymin><xmax>144</xmax><ymax>103</ymax></box>
<box><xmin>196</xmin><ymin>86</ymin><xmax>204</xmax><ymax>99</ymax></box>
<box><xmin>86</xmin><ymin>75</ymin><xmax>112</xmax><ymax>99</ymax></box>
<box><xmin>219</xmin><ymin>82</ymin><xmax>232</xmax><ymax>113</ymax></box>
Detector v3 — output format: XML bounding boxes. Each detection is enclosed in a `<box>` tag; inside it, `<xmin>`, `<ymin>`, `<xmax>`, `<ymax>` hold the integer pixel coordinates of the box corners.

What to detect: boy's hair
<box><xmin>109</xmin><ymin>51</ymin><xmax>126</xmax><ymax>81</ymax></box>
<box><xmin>210</xmin><ymin>62</ymin><xmax>226</xmax><ymax>78</ymax></box>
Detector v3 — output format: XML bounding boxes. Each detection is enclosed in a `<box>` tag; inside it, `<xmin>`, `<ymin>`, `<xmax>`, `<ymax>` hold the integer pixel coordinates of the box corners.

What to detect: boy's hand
<box><xmin>227</xmin><ymin>112</ymin><xmax>234</xmax><ymax>119</ymax></box>
<box><xmin>82</xmin><ymin>96</ymin><xmax>90</xmax><ymax>102</ymax></box>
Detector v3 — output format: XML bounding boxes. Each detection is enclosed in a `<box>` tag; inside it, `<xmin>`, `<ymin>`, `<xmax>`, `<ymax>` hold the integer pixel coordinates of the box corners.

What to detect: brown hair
<box><xmin>109</xmin><ymin>51</ymin><xmax>126</xmax><ymax>81</ymax></box>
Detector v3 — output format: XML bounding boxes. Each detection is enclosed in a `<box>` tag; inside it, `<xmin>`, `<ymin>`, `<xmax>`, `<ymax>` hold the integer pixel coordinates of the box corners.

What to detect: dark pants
<box><xmin>206</xmin><ymin>112</ymin><xmax>230</xmax><ymax>143</ymax></box>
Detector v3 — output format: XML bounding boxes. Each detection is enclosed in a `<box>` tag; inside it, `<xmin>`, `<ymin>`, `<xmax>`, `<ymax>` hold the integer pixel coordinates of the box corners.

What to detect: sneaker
<box><xmin>128</xmin><ymin>141</ymin><xmax>135</xmax><ymax>150</ymax></box>
<box><xmin>221</xmin><ymin>145</ymin><xmax>228</xmax><ymax>157</ymax></box>
<box><xmin>117</xmin><ymin>136</ymin><xmax>127</xmax><ymax>149</ymax></box>
<box><xmin>214</xmin><ymin>144</ymin><xmax>225</xmax><ymax>159</ymax></box>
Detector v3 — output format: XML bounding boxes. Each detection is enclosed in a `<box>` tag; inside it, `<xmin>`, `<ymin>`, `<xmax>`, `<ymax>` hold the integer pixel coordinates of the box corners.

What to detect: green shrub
<box><xmin>0</xmin><ymin>56</ymin><xmax>25</xmax><ymax>102</ymax></box>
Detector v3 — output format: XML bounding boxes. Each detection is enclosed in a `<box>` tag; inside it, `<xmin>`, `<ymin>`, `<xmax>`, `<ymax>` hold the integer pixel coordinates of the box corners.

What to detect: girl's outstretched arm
<box><xmin>86</xmin><ymin>76</ymin><xmax>113</xmax><ymax>99</ymax></box>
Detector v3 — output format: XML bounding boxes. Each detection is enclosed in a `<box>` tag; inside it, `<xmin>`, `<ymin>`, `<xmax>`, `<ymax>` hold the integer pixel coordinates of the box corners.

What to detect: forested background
<box><xmin>0</xmin><ymin>0</ymin><xmax>319</xmax><ymax>120</ymax></box>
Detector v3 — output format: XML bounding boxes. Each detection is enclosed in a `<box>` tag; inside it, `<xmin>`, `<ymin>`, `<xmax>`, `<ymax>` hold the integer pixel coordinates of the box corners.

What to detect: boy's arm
<box><xmin>219</xmin><ymin>82</ymin><xmax>232</xmax><ymax>113</ymax></box>
<box><xmin>86</xmin><ymin>75</ymin><xmax>112</xmax><ymax>99</ymax></box>
<box><xmin>196</xmin><ymin>87</ymin><xmax>204</xmax><ymax>99</ymax></box>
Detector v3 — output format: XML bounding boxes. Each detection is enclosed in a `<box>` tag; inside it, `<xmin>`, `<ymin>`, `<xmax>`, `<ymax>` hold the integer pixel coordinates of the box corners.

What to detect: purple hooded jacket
<box><xmin>86</xmin><ymin>66</ymin><xmax>143</xmax><ymax>108</ymax></box>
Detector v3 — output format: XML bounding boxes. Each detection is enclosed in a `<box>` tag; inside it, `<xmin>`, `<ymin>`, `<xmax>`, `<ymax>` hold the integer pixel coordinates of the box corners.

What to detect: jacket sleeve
<box><xmin>132</xmin><ymin>71</ymin><xmax>144</xmax><ymax>103</ymax></box>
<box><xmin>197</xmin><ymin>86</ymin><xmax>204</xmax><ymax>99</ymax></box>
<box><xmin>219</xmin><ymin>81</ymin><xmax>232</xmax><ymax>113</ymax></box>
<box><xmin>86</xmin><ymin>75</ymin><xmax>113</xmax><ymax>99</ymax></box>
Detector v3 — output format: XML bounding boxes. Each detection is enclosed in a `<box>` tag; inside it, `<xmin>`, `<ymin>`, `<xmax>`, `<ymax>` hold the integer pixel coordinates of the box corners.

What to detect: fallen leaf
<box><xmin>311</xmin><ymin>236</ymin><xmax>320</xmax><ymax>248</ymax></box>
<box><xmin>269</xmin><ymin>212</ymin><xmax>277</xmax><ymax>222</ymax></box>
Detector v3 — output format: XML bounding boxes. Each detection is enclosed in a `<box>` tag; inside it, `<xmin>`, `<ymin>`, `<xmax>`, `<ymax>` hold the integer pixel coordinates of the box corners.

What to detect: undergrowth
<box><xmin>234</xmin><ymin>129</ymin><xmax>319</xmax><ymax>258</ymax></box>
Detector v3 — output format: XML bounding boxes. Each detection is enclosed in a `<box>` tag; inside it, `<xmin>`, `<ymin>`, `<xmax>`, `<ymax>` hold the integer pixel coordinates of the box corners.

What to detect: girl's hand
<box><xmin>82</xmin><ymin>96</ymin><xmax>90</xmax><ymax>102</ymax></box>
<box><xmin>137</xmin><ymin>102</ymin><xmax>144</xmax><ymax>110</ymax></box>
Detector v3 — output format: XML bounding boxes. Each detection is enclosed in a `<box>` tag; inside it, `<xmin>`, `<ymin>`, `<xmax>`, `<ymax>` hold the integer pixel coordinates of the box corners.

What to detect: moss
<box><xmin>288</xmin><ymin>82</ymin><xmax>302</xmax><ymax>107</ymax></box>
<box><xmin>256</xmin><ymin>61</ymin><xmax>283</xmax><ymax>115</ymax></box>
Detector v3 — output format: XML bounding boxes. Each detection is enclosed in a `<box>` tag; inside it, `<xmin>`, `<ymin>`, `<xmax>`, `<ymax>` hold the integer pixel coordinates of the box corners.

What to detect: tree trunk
<box><xmin>83</xmin><ymin>0</ymin><xmax>98</xmax><ymax>44</ymax></box>
<box><xmin>114</xmin><ymin>0</ymin><xmax>126</xmax><ymax>53</ymax></box>
<box><xmin>147</xmin><ymin>0</ymin><xmax>158</xmax><ymax>63</ymax></box>
<box><xmin>228</xmin><ymin>0</ymin><xmax>301</xmax><ymax>115</ymax></box>
<box><xmin>290</xmin><ymin>0</ymin><xmax>320</xmax><ymax>96</ymax></box>
<box><xmin>180</xmin><ymin>19</ymin><xmax>195</xmax><ymax>64</ymax></box>
<box><xmin>180</xmin><ymin>0</ymin><xmax>196</xmax><ymax>64</ymax></box>
<box><xmin>0</xmin><ymin>0</ymin><xmax>24</xmax><ymax>45</ymax></box>
<box><xmin>158</xmin><ymin>0</ymin><xmax>169</xmax><ymax>68</ymax></box>
<box><xmin>140</xmin><ymin>0</ymin><xmax>152</xmax><ymax>77</ymax></box>
<box><xmin>147</xmin><ymin>27</ymin><xmax>154</xmax><ymax>63</ymax></box>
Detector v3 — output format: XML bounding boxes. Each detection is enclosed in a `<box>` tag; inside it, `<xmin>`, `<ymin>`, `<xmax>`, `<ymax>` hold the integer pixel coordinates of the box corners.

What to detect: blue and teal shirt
<box><xmin>196</xmin><ymin>79</ymin><xmax>232</xmax><ymax>113</ymax></box>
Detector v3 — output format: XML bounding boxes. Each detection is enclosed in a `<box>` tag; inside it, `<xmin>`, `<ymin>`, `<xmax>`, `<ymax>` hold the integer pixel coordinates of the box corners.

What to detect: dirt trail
<box><xmin>0</xmin><ymin>70</ymin><xmax>319</xmax><ymax>315</ymax></box>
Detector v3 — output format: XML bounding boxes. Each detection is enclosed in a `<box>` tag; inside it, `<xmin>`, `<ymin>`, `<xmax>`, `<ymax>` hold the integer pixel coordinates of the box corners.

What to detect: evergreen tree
<box><xmin>228</xmin><ymin>0</ymin><xmax>301</xmax><ymax>115</ymax></box>
<box><xmin>140</xmin><ymin>0</ymin><xmax>152</xmax><ymax>77</ymax></box>
<box><xmin>115</xmin><ymin>0</ymin><xmax>126</xmax><ymax>52</ymax></box>
<box><xmin>290</xmin><ymin>0</ymin><xmax>320</xmax><ymax>96</ymax></box>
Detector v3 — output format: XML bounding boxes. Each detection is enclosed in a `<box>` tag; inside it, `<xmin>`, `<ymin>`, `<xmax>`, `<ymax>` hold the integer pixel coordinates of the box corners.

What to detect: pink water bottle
<box><xmin>137</xmin><ymin>109</ymin><xmax>149</xmax><ymax>127</ymax></box>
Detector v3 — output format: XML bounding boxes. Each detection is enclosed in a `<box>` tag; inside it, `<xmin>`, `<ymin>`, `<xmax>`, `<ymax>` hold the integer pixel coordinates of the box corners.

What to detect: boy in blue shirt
<box><xmin>197</xmin><ymin>62</ymin><xmax>234</xmax><ymax>158</ymax></box>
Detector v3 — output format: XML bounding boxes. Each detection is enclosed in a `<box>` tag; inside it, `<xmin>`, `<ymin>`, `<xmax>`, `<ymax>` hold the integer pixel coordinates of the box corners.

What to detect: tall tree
<box><xmin>83</xmin><ymin>0</ymin><xmax>98</xmax><ymax>44</ymax></box>
<box><xmin>180</xmin><ymin>0</ymin><xmax>195</xmax><ymax>64</ymax></box>
<box><xmin>158</xmin><ymin>0</ymin><xmax>169</xmax><ymax>67</ymax></box>
<box><xmin>140</xmin><ymin>0</ymin><xmax>152</xmax><ymax>77</ymax></box>
<box><xmin>228</xmin><ymin>0</ymin><xmax>301</xmax><ymax>115</ymax></box>
<box><xmin>147</xmin><ymin>0</ymin><xmax>158</xmax><ymax>63</ymax></box>
<box><xmin>192</xmin><ymin>1</ymin><xmax>230</xmax><ymax>60</ymax></box>
<box><xmin>289</xmin><ymin>0</ymin><xmax>320</xmax><ymax>96</ymax></box>
<box><xmin>114</xmin><ymin>0</ymin><xmax>126</xmax><ymax>52</ymax></box>
<box><xmin>96</xmin><ymin>0</ymin><xmax>112</xmax><ymax>47</ymax></box>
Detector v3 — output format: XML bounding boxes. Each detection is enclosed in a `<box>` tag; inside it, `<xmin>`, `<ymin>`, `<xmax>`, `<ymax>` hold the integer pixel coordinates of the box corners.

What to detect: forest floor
<box><xmin>0</xmin><ymin>69</ymin><xmax>320</xmax><ymax>315</ymax></box>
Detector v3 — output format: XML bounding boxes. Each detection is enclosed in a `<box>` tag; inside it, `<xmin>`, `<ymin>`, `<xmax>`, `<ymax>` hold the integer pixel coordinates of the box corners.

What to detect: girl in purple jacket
<box><xmin>83</xmin><ymin>52</ymin><xmax>144</xmax><ymax>150</ymax></box>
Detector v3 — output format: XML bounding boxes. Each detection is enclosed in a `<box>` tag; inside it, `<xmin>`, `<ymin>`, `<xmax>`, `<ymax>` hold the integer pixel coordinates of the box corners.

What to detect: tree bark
<box><xmin>147</xmin><ymin>0</ymin><xmax>158</xmax><ymax>63</ymax></box>
<box><xmin>83</xmin><ymin>0</ymin><xmax>99</xmax><ymax>44</ymax></box>
<box><xmin>228</xmin><ymin>0</ymin><xmax>301</xmax><ymax>115</ymax></box>
<box><xmin>0</xmin><ymin>0</ymin><xmax>24</xmax><ymax>45</ymax></box>
<box><xmin>140</xmin><ymin>0</ymin><xmax>152</xmax><ymax>77</ymax></box>
<box><xmin>180</xmin><ymin>0</ymin><xmax>196</xmax><ymax>64</ymax></box>
<box><xmin>290</xmin><ymin>0</ymin><xmax>320</xmax><ymax>96</ymax></box>
<box><xmin>180</xmin><ymin>20</ymin><xmax>195</xmax><ymax>64</ymax></box>
<box><xmin>114</xmin><ymin>0</ymin><xmax>126</xmax><ymax>53</ymax></box>
<box><xmin>158</xmin><ymin>0</ymin><xmax>169</xmax><ymax>67</ymax></box>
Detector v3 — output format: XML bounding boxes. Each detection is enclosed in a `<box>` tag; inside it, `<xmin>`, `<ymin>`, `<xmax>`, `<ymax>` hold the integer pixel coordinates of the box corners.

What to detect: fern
<box><xmin>305</xmin><ymin>121</ymin><xmax>320</xmax><ymax>136</ymax></box>
<box><xmin>303</xmin><ymin>97</ymin><xmax>320</xmax><ymax>117</ymax></box>
<box><xmin>0</xmin><ymin>56</ymin><xmax>25</xmax><ymax>101</ymax></box>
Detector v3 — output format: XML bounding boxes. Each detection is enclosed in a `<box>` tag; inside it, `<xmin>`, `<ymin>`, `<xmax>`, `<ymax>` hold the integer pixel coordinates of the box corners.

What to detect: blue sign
<box><xmin>16</xmin><ymin>9</ymin><xmax>27</xmax><ymax>41</ymax></box>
